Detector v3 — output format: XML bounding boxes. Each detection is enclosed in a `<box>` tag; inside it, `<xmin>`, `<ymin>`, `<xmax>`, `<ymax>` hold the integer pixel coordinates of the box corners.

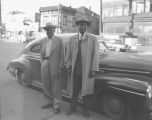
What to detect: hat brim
<box><xmin>43</xmin><ymin>26</ymin><xmax>57</xmax><ymax>30</ymax></box>
<box><xmin>75</xmin><ymin>21</ymin><xmax>90</xmax><ymax>26</ymax></box>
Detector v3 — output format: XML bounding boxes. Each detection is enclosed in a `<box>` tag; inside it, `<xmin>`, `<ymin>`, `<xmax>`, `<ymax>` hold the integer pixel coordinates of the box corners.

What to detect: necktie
<box><xmin>80</xmin><ymin>34</ymin><xmax>83</xmax><ymax>41</ymax></box>
<box><xmin>74</xmin><ymin>35</ymin><xmax>82</xmax><ymax>76</ymax></box>
<box><xmin>79</xmin><ymin>34</ymin><xmax>83</xmax><ymax>44</ymax></box>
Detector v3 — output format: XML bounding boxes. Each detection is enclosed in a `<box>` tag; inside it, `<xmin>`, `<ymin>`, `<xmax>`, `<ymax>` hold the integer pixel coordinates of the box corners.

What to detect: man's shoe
<box><xmin>53</xmin><ymin>107</ymin><xmax>60</xmax><ymax>114</ymax></box>
<box><xmin>41</xmin><ymin>103</ymin><xmax>53</xmax><ymax>109</ymax></box>
<box><xmin>66</xmin><ymin>108</ymin><xmax>76</xmax><ymax>116</ymax></box>
<box><xmin>83</xmin><ymin>110</ymin><xmax>90</xmax><ymax>119</ymax></box>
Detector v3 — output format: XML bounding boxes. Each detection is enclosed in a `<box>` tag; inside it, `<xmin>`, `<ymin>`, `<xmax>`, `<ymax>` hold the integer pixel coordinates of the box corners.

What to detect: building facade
<box><xmin>39</xmin><ymin>5</ymin><xmax>77</xmax><ymax>33</ymax></box>
<box><xmin>76</xmin><ymin>7</ymin><xmax>99</xmax><ymax>34</ymax></box>
<box><xmin>4</xmin><ymin>11</ymin><xmax>39</xmax><ymax>42</ymax></box>
<box><xmin>102</xmin><ymin>0</ymin><xmax>152</xmax><ymax>46</ymax></box>
<box><xmin>39</xmin><ymin>5</ymin><xmax>99</xmax><ymax>34</ymax></box>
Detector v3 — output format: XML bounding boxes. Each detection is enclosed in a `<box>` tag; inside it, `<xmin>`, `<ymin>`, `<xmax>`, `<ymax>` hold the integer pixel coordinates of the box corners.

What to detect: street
<box><xmin>0</xmin><ymin>40</ymin><xmax>111</xmax><ymax>120</ymax></box>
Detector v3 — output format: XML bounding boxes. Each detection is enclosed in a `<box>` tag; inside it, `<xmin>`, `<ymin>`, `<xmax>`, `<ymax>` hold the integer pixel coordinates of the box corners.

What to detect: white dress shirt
<box><xmin>45</xmin><ymin>36</ymin><xmax>53</xmax><ymax>57</ymax></box>
<box><xmin>78</xmin><ymin>32</ymin><xmax>87</xmax><ymax>41</ymax></box>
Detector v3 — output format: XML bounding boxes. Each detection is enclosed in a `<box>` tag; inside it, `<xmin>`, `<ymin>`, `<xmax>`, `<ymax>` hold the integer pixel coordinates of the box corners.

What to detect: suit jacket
<box><xmin>40</xmin><ymin>36</ymin><xmax>65</xmax><ymax>76</ymax></box>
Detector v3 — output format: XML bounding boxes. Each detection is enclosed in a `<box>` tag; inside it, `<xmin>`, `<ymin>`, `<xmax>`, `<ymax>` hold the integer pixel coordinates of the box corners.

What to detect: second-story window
<box><xmin>43</xmin><ymin>16</ymin><xmax>49</xmax><ymax>26</ymax></box>
<box><xmin>63</xmin><ymin>15</ymin><xmax>67</xmax><ymax>25</ymax></box>
<box><xmin>51</xmin><ymin>16</ymin><xmax>57</xmax><ymax>25</ymax></box>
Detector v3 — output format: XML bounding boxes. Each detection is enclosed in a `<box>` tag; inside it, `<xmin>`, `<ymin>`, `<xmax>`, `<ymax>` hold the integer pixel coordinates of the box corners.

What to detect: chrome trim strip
<box><xmin>25</xmin><ymin>56</ymin><xmax>40</xmax><ymax>61</ymax></box>
<box><xmin>99</xmin><ymin>68</ymin><xmax>149</xmax><ymax>87</ymax></box>
<box><xmin>100</xmin><ymin>68</ymin><xmax>151</xmax><ymax>74</ymax></box>
<box><xmin>123</xmin><ymin>78</ymin><xmax>149</xmax><ymax>87</ymax></box>
<box><xmin>109</xmin><ymin>86</ymin><xmax>145</xmax><ymax>96</ymax></box>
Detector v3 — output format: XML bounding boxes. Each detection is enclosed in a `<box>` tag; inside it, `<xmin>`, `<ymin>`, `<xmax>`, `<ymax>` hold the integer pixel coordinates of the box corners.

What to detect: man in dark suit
<box><xmin>65</xmin><ymin>18</ymin><xmax>99</xmax><ymax>118</ymax></box>
<box><xmin>40</xmin><ymin>22</ymin><xmax>65</xmax><ymax>114</ymax></box>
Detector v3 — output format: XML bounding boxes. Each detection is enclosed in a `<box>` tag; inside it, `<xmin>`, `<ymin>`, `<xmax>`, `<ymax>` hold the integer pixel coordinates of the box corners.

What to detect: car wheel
<box><xmin>99</xmin><ymin>93</ymin><xmax>132</xmax><ymax>120</ymax></box>
<box><xmin>17</xmin><ymin>69</ymin><xmax>31</xmax><ymax>87</ymax></box>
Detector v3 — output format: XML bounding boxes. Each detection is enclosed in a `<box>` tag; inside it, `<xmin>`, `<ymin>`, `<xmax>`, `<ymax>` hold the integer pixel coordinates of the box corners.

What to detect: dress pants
<box><xmin>41</xmin><ymin>59</ymin><xmax>62</xmax><ymax>109</ymax></box>
<box><xmin>70</xmin><ymin>75</ymin><xmax>88</xmax><ymax>111</ymax></box>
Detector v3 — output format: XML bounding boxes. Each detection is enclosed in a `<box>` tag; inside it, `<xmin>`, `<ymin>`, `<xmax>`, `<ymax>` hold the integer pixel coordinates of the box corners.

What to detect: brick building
<box><xmin>39</xmin><ymin>5</ymin><xmax>99</xmax><ymax>34</ymax></box>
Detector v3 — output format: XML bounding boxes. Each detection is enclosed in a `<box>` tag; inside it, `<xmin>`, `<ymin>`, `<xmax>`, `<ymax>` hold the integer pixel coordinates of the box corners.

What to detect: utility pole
<box><xmin>128</xmin><ymin>0</ymin><xmax>133</xmax><ymax>15</ymax></box>
<box><xmin>99</xmin><ymin>0</ymin><xmax>103</xmax><ymax>34</ymax></box>
<box><xmin>0</xmin><ymin>0</ymin><xmax>2</xmax><ymax>38</ymax></box>
<box><xmin>143</xmin><ymin>0</ymin><xmax>146</xmax><ymax>12</ymax></box>
<box><xmin>57</xmin><ymin>3</ymin><xmax>60</xmax><ymax>34</ymax></box>
<box><xmin>150</xmin><ymin>0</ymin><xmax>152</xmax><ymax>12</ymax></box>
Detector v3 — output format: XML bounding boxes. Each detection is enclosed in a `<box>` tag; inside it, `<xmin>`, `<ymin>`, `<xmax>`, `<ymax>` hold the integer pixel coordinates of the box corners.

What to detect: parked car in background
<box><xmin>25</xmin><ymin>32</ymin><xmax>45</xmax><ymax>43</ymax></box>
<box><xmin>105</xmin><ymin>39</ymin><xmax>130</xmax><ymax>52</ymax></box>
<box><xmin>7</xmin><ymin>33</ymin><xmax>152</xmax><ymax>120</ymax></box>
<box><xmin>17</xmin><ymin>31</ymin><xmax>26</xmax><ymax>43</ymax></box>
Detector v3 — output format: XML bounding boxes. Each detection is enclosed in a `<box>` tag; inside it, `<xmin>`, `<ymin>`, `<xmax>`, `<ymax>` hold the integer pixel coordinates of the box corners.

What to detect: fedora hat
<box><xmin>75</xmin><ymin>18</ymin><xmax>90</xmax><ymax>26</ymax></box>
<box><xmin>43</xmin><ymin>22</ymin><xmax>57</xmax><ymax>30</ymax></box>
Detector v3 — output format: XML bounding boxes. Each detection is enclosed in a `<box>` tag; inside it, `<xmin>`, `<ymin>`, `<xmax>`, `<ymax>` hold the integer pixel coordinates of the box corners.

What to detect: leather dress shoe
<box><xmin>53</xmin><ymin>107</ymin><xmax>60</xmax><ymax>114</ymax></box>
<box><xmin>41</xmin><ymin>103</ymin><xmax>53</xmax><ymax>109</ymax></box>
<box><xmin>83</xmin><ymin>110</ymin><xmax>90</xmax><ymax>119</ymax></box>
<box><xmin>66</xmin><ymin>108</ymin><xmax>76</xmax><ymax>116</ymax></box>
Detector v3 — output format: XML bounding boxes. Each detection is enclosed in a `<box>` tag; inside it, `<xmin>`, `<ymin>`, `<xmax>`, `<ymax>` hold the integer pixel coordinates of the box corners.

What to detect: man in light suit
<box><xmin>65</xmin><ymin>18</ymin><xmax>99</xmax><ymax>118</ymax></box>
<box><xmin>40</xmin><ymin>22</ymin><xmax>65</xmax><ymax>114</ymax></box>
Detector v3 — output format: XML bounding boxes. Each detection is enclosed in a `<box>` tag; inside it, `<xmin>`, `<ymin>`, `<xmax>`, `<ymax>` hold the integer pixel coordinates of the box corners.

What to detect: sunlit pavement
<box><xmin>0</xmin><ymin>41</ymin><xmax>111</xmax><ymax>120</ymax></box>
<box><xmin>1</xmin><ymin>77</ymin><xmax>111</xmax><ymax>120</ymax></box>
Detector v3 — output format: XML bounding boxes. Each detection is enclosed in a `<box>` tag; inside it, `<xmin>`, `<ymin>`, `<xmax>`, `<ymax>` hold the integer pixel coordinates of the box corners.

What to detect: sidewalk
<box><xmin>0</xmin><ymin>74</ymin><xmax>111</xmax><ymax>120</ymax></box>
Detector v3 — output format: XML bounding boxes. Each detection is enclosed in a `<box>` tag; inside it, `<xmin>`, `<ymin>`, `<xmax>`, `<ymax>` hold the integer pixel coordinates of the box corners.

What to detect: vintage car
<box><xmin>7</xmin><ymin>33</ymin><xmax>152</xmax><ymax>120</ymax></box>
<box><xmin>105</xmin><ymin>39</ymin><xmax>130</xmax><ymax>52</ymax></box>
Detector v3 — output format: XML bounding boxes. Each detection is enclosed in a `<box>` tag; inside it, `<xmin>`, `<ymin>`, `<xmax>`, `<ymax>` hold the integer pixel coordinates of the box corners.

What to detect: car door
<box><xmin>28</xmin><ymin>43</ymin><xmax>41</xmax><ymax>86</ymax></box>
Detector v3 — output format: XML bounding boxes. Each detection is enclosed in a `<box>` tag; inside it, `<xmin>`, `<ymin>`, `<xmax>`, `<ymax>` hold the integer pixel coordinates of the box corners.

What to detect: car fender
<box><xmin>8</xmin><ymin>57</ymin><xmax>32</xmax><ymax>80</ymax></box>
<box><xmin>95</xmin><ymin>74</ymin><xmax>148</xmax><ymax>96</ymax></box>
<box><xmin>94</xmin><ymin>73</ymin><xmax>150</xmax><ymax>112</ymax></box>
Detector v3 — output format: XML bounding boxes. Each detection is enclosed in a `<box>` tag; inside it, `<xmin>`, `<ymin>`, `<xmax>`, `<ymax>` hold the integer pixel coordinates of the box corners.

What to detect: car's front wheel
<box><xmin>97</xmin><ymin>93</ymin><xmax>132</xmax><ymax>120</ymax></box>
<box><xmin>17</xmin><ymin>69</ymin><xmax>31</xmax><ymax>87</ymax></box>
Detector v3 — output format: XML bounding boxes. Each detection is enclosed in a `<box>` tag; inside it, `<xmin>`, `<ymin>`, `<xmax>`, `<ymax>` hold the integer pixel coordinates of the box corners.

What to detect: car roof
<box><xmin>25</xmin><ymin>33</ymin><xmax>77</xmax><ymax>49</ymax></box>
<box><xmin>25</xmin><ymin>33</ymin><xmax>108</xmax><ymax>49</ymax></box>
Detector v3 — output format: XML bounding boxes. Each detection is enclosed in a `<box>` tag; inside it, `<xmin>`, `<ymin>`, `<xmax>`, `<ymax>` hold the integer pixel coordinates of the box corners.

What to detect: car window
<box><xmin>30</xmin><ymin>44</ymin><xmax>40</xmax><ymax>53</ymax></box>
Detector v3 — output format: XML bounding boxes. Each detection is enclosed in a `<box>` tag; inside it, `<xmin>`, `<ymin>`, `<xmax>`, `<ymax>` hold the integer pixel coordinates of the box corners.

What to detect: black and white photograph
<box><xmin>0</xmin><ymin>0</ymin><xmax>152</xmax><ymax>120</ymax></box>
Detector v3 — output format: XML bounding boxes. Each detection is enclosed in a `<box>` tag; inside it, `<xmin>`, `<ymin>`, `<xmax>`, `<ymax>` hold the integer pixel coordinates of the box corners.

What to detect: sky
<box><xmin>1</xmin><ymin>0</ymin><xmax>122</xmax><ymax>22</ymax></box>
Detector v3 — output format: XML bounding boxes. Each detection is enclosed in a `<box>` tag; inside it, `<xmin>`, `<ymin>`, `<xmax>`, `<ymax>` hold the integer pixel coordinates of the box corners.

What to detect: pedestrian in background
<box><xmin>65</xmin><ymin>18</ymin><xmax>99</xmax><ymax>118</ymax></box>
<box><xmin>40</xmin><ymin>22</ymin><xmax>65</xmax><ymax>114</ymax></box>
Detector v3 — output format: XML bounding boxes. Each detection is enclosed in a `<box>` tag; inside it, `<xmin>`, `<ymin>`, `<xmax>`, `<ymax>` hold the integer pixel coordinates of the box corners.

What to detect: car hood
<box><xmin>109</xmin><ymin>52</ymin><xmax>152</xmax><ymax>62</ymax></box>
<box><xmin>99</xmin><ymin>51</ymin><xmax>152</xmax><ymax>75</ymax></box>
